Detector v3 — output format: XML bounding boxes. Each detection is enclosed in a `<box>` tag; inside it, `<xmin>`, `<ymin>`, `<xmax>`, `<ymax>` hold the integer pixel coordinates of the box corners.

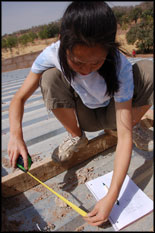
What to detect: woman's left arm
<box><xmin>108</xmin><ymin>99</ymin><xmax>133</xmax><ymax>203</ymax></box>
<box><xmin>84</xmin><ymin>99</ymin><xmax>133</xmax><ymax>226</ymax></box>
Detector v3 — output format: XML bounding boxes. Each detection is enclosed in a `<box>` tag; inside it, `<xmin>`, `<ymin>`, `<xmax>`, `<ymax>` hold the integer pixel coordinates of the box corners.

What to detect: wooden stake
<box><xmin>2</xmin><ymin>134</ymin><xmax>117</xmax><ymax>198</ymax></box>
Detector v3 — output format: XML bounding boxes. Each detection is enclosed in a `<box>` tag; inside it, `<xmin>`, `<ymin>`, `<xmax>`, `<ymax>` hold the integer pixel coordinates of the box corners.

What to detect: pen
<box><xmin>103</xmin><ymin>182</ymin><xmax>119</xmax><ymax>205</ymax></box>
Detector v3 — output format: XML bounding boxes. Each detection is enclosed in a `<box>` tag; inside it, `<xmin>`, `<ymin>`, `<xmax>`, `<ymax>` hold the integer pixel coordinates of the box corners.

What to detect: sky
<box><xmin>2</xmin><ymin>1</ymin><xmax>142</xmax><ymax>36</ymax></box>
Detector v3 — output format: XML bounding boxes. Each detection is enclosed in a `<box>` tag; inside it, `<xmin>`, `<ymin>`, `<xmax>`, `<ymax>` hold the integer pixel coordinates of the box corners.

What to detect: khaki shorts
<box><xmin>39</xmin><ymin>60</ymin><xmax>153</xmax><ymax>131</ymax></box>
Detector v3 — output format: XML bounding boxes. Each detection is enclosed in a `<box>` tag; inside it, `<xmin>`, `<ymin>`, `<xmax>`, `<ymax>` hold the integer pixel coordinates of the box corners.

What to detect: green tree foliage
<box><xmin>2</xmin><ymin>36</ymin><xmax>18</xmax><ymax>52</ymax></box>
<box><xmin>38</xmin><ymin>25</ymin><xmax>48</xmax><ymax>39</ymax></box>
<box><xmin>129</xmin><ymin>7</ymin><xmax>142</xmax><ymax>23</ymax></box>
<box><xmin>126</xmin><ymin>25</ymin><xmax>138</xmax><ymax>44</ymax></box>
<box><xmin>38</xmin><ymin>21</ymin><xmax>60</xmax><ymax>39</ymax></box>
<box><xmin>121</xmin><ymin>14</ymin><xmax>130</xmax><ymax>30</ymax></box>
<box><xmin>2</xmin><ymin>38</ymin><xmax>8</xmax><ymax>50</ymax></box>
<box><xmin>19</xmin><ymin>32</ymin><xmax>38</xmax><ymax>46</ymax></box>
<box><xmin>126</xmin><ymin>8</ymin><xmax>153</xmax><ymax>53</ymax></box>
<box><xmin>46</xmin><ymin>22</ymin><xmax>60</xmax><ymax>38</ymax></box>
<box><xmin>113</xmin><ymin>8</ymin><xmax>125</xmax><ymax>27</ymax></box>
<box><xmin>18</xmin><ymin>34</ymin><xmax>30</xmax><ymax>46</ymax></box>
<box><xmin>28</xmin><ymin>31</ymin><xmax>38</xmax><ymax>43</ymax></box>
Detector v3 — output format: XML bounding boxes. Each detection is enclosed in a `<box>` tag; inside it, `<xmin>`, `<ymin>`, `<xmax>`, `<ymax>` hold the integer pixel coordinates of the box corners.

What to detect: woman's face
<box><xmin>66</xmin><ymin>44</ymin><xmax>108</xmax><ymax>75</ymax></box>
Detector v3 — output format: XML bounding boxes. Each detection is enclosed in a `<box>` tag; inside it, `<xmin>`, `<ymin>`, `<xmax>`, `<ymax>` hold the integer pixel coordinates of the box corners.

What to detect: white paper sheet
<box><xmin>86</xmin><ymin>171</ymin><xmax>153</xmax><ymax>231</ymax></box>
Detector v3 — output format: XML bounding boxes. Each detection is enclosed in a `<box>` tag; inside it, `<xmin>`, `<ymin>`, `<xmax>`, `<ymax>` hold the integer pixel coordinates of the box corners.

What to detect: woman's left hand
<box><xmin>83</xmin><ymin>195</ymin><xmax>114</xmax><ymax>226</ymax></box>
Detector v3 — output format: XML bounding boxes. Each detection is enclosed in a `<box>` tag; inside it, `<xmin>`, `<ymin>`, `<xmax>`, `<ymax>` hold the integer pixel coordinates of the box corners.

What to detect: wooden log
<box><xmin>2</xmin><ymin>134</ymin><xmax>117</xmax><ymax>198</ymax></box>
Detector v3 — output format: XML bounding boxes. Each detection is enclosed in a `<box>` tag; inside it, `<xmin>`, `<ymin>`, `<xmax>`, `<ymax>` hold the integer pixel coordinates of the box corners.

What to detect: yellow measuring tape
<box><xmin>27</xmin><ymin>171</ymin><xmax>87</xmax><ymax>217</ymax></box>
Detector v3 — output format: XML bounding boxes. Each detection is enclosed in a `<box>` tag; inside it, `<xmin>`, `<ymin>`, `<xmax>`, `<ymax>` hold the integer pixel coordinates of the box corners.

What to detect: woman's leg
<box><xmin>132</xmin><ymin>105</ymin><xmax>152</xmax><ymax>127</ymax></box>
<box><xmin>52</xmin><ymin>108</ymin><xmax>82</xmax><ymax>137</ymax></box>
<box><xmin>131</xmin><ymin>60</ymin><xmax>153</xmax><ymax>151</ymax></box>
<box><xmin>40</xmin><ymin>68</ymin><xmax>89</xmax><ymax>162</ymax></box>
<box><xmin>105</xmin><ymin>60</ymin><xmax>153</xmax><ymax>150</ymax></box>
<box><xmin>132</xmin><ymin>105</ymin><xmax>153</xmax><ymax>151</ymax></box>
<box><xmin>132</xmin><ymin>59</ymin><xmax>153</xmax><ymax>126</ymax></box>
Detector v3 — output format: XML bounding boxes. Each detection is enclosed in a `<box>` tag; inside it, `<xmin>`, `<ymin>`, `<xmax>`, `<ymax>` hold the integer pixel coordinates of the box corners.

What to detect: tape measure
<box><xmin>17</xmin><ymin>154</ymin><xmax>87</xmax><ymax>217</ymax></box>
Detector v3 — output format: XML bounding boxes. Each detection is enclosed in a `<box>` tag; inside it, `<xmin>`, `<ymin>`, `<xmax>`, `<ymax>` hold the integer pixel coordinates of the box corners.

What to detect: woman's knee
<box><xmin>132</xmin><ymin>60</ymin><xmax>153</xmax><ymax>107</ymax></box>
<box><xmin>133</xmin><ymin>60</ymin><xmax>153</xmax><ymax>83</ymax></box>
<box><xmin>40</xmin><ymin>68</ymin><xmax>61</xmax><ymax>89</ymax></box>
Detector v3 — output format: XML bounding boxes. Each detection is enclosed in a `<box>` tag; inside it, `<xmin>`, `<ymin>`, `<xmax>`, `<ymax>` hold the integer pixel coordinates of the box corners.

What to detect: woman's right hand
<box><xmin>8</xmin><ymin>135</ymin><xmax>29</xmax><ymax>170</ymax></box>
<box><xmin>8</xmin><ymin>71</ymin><xmax>41</xmax><ymax>170</ymax></box>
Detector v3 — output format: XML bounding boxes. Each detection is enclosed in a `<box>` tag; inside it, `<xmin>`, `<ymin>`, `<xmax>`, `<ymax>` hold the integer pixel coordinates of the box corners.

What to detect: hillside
<box><xmin>1</xmin><ymin>28</ymin><xmax>152</xmax><ymax>60</ymax></box>
<box><xmin>2</xmin><ymin>1</ymin><xmax>153</xmax><ymax>60</ymax></box>
<box><xmin>2</xmin><ymin>37</ymin><xmax>58</xmax><ymax>60</ymax></box>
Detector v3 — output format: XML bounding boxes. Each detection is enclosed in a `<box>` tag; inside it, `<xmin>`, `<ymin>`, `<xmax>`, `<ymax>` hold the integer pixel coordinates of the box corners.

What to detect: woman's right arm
<box><xmin>8</xmin><ymin>71</ymin><xmax>42</xmax><ymax>169</ymax></box>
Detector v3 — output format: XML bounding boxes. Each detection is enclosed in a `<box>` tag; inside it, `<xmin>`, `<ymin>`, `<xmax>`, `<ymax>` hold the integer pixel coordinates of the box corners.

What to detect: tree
<box><xmin>28</xmin><ymin>31</ymin><xmax>38</xmax><ymax>43</ymax></box>
<box><xmin>129</xmin><ymin>7</ymin><xmax>142</xmax><ymax>23</ymax></box>
<box><xmin>136</xmin><ymin>19</ymin><xmax>153</xmax><ymax>53</ymax></box>
<box><xmin>113</xmin><ymin>8</ymin><xmax>125</xmax><ymax>27</ymax></box>
<box><xmin>126</xmin><ymin>14</ymin><xmax>153</xmax><ymax>53</ymax></box>
<box><xmin>18</xmin><ymin>34</ymin><xmax>30</xmax><ymax>47</ymax></box>
<box><xmin>2</xmin><ymin>38</ymin><xmax>8</xmax><ymax>51</ymax></box>
<box><xmin>46</xmin><ymin>22</ymin><xmax>60</xmax><ymax>38</ymax></box>
<box><xmin>141</xmin><ymin>8</ymin><xmax>153</xmax><ymax>20</ymax></box>
<box><xmin>126</xmin><ymin>25</ymin><xmax>138</xmax><ymax>44</ymax></box>
<box><xmin>5</xmin><ymin>36</ymin><xmax>18</xmax><ymax>55</ymax></box>
<box><xmin>121</xmin><ymin>14</ymin><xmax>130</xmax><ymax>30</ymax></box>
<box><xmin>38</xmin><ymin>26</ymin><xmax>48</xmax><ymax>39</ymax></box>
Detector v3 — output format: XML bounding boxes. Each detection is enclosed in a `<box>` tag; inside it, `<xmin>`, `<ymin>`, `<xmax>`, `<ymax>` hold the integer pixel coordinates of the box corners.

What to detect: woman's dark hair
<box><xmin>59</xmin><ymin>1</ymin><xmax>121</xmax><ymax>97</ymax></box>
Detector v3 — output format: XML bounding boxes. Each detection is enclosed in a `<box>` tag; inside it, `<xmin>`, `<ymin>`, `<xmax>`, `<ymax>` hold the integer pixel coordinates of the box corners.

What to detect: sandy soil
<box><xmin>2</xmin><ymin>31</ymin><xmax>153</xmax><ymax>60</ymax></box>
